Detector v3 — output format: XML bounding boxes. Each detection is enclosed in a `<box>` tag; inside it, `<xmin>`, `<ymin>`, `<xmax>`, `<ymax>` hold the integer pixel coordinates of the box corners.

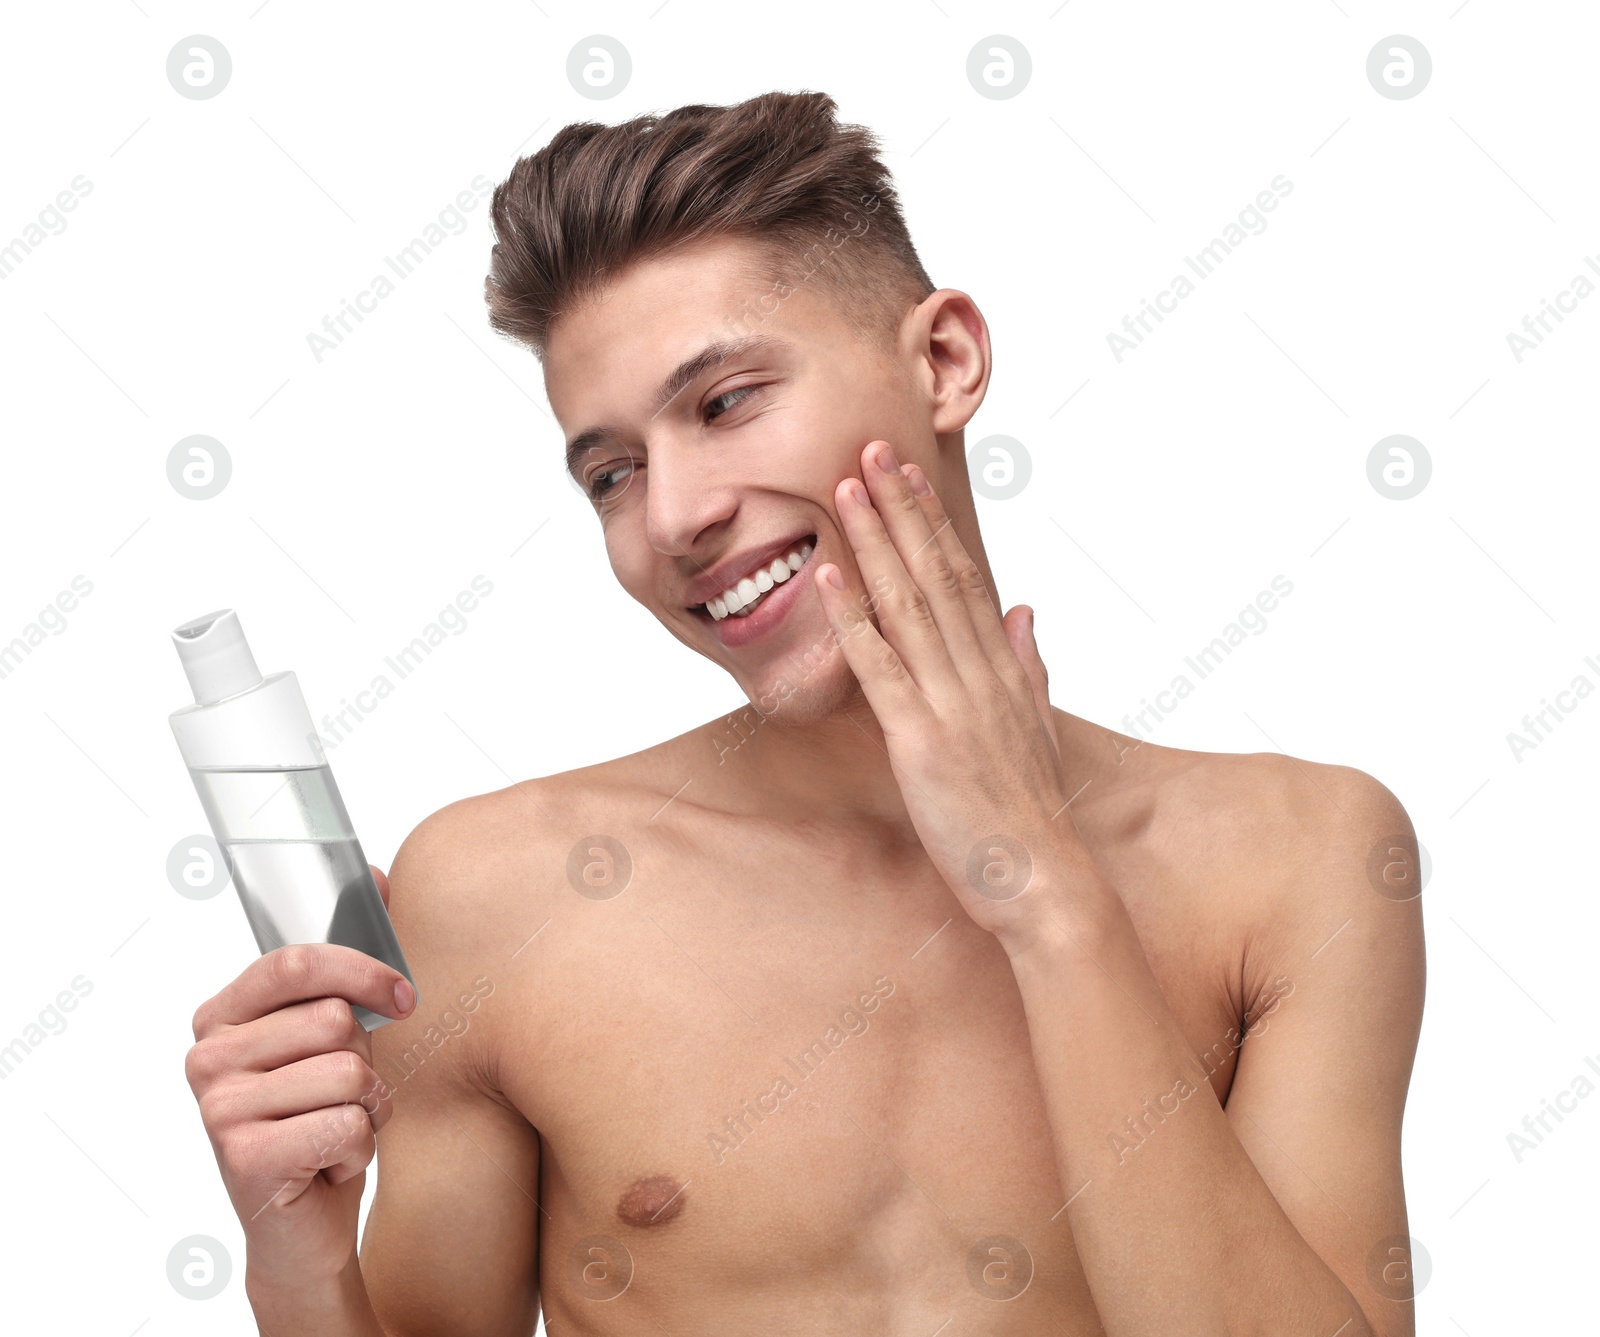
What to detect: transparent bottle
<box><xmin>168</xmin><ymin>609</ymin><xmax>416</xmax><ymax>1030</ymax></box>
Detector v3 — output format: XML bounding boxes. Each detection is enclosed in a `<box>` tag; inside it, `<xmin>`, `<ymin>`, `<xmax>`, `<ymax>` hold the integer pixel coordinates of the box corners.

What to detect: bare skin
<box><xmin>196</xmin><ymin>235</ymin><xmax>1425</xmax><ymax>1335</ymax></box>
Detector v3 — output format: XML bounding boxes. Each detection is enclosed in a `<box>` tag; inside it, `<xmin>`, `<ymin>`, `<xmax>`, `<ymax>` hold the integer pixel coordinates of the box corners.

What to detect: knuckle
<box><xmin>183</xmin><ymin>1040</ymin><xmax>216</xmax><ymax>1092</ymax></box>
<box><xmin>332</xmin><ymin>1046</ymin><xmax>368</xmax><ymax>1086</ymax></box>
<box><xmin>313</xmin><ymin>995</ymin><xmax>357</xmax><ymax>1042</ymax></box>
<box><xmin>874</xmin><ymin>644</ymin><xmax>909</xmax><ymax>682</ymax></box>
<box><xmin>899</xmin><ymin>587</ymin><xmax>935</xmax><ymax>628</ymax></box>
<box><xmin>887</xmin><ymin>484</ymin><xmax>921</xmax><ymax>516</ymax></box>
<box><xmin>198</xmin><ymin>1081</ymin><xmax>246</xmax><ymax>1133</ymax></box>
<box><xmin>921</xmin><ymin>553</ymin><xmax>960</xmax><ymax>597</ymax></box>
<box><xmin>956</xmin><ymin>562</ymin><xmax>991</xmax><ymax>600</ymax></box>
<box><xmin>366</xmin><ymin>1086</ymin><xmax>395</xmax><ymax>1129</ymax></box>
<box><xmin>268</xmin><ymin>943</ymin><xmax>319</xmax><ymax>993</ymax></box>
<box><xmin>314</xmin><ymin>1105</ymin><xmax>372</xmax><ymax>1165</ymax></box>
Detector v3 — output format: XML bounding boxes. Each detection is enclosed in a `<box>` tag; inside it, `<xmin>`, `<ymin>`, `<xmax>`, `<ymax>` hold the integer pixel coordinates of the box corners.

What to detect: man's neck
<box><xmin>713</xmin><ymin>689</ymin><xmax>922</xmax><ymax>838</ymax></box>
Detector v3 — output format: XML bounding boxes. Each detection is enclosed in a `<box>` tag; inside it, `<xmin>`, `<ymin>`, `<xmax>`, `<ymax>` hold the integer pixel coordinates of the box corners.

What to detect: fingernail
<box><xmin>908</xmin><ymin>466</ymin><xmax>931</xmax><ymax>497</ymax></box>
<box><xmin>875</xmin><ymin>443</ymin><xmax>901</xmax><ymax>475</ymax></box>
<box><xmin>824</xmin><ymin>564</ymin><xmax>846</xmax><ymax>590</ymax></box>
<box><xmin>394</xmin><ymin>978</ymin><xmax>415</xmax><ymax>1014</ymax></box>
<box><xmin>848</xmin><ymin>479</ymin><xmax>870</xmax><ymax>507</ymax></box>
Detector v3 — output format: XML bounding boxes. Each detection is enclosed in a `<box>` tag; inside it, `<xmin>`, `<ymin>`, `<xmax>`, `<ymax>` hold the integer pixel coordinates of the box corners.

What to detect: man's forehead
<box><xmin>546</xmin><ymin>262</ymin><xmax>829</xmax><ymax>428</ymax></box>
<box><xmin>551</xmin><ymin>236</ymin><xmax>781</xmax><ymax>344</ymax></box>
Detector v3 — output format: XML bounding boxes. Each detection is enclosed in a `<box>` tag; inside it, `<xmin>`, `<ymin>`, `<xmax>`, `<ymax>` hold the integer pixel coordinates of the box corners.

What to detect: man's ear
<box><xmin>903</xmin><ymin>289</ymin><xmax>992</xmax><ymax>435</ymax></box>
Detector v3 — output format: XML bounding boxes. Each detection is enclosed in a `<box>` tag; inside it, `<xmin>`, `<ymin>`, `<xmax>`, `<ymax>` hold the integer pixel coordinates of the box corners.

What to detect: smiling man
<box><xmin>194</xmin><ymin>91</ymin><xmax>1426</xmax><ymax>1336</ymax></box>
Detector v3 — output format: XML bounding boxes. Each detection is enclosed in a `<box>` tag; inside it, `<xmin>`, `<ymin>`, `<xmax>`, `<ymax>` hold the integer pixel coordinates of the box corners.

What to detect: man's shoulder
<box><xmin>1134</xmin><ymin>740</ymin><xmax>1419</xmax><ymax>947</ymax></box>
<box><xmin>1156</xmin><ymin>745</ymin><xmax>1411</xmax><ymax>851</ymax></box>
<box><xmin>385</xmin><ymin>733</ymin><xmax>700</xmax><ymax>932</ymax></box>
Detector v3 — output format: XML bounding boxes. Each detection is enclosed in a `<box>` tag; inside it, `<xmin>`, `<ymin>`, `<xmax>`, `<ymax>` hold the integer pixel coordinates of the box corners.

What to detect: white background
<box><xmin>1</xmin><ymin>2</ymin><xmax>1594</xmax><ymax>1333</ymax></box>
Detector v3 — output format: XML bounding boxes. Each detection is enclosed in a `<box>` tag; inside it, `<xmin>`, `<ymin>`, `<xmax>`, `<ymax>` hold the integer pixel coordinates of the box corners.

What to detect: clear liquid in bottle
<box><xmin>188</xmin><ymin>765</ymin><xmax>407</xmax><ymax>1030</ymax></box>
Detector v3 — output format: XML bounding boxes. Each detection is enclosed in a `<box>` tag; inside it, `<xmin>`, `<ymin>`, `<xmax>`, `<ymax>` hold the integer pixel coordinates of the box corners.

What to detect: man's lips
<box><xmin>683</xmin><ymin>531</ymin><xmax>817</xmax><ymax>610</ymax></box>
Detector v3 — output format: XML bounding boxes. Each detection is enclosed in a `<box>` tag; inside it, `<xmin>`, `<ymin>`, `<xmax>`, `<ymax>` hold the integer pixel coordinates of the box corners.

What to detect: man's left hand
<box><xmin>813</xmin><ymin>439</ymin><xmax>1090</xmax><ymax>944</ymax></box>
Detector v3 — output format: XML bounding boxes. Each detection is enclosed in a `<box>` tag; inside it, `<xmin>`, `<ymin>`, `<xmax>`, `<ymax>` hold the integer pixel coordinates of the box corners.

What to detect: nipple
<box><xmin>616</xmin><ymin>1174</ymin><xmax>687</xmax><ymax>1227</ymax></box>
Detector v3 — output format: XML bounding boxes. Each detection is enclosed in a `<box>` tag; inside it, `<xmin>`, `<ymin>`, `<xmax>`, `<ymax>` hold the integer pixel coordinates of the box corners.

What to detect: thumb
<box><xmin>1007</xmin><ymin>606</ymin><xmax>1060</xmax><ymax>757</ymax></box>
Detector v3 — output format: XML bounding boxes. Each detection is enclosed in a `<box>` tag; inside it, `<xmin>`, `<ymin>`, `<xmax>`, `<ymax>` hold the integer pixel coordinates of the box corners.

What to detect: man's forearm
<box><xmin>246</xmin><ymin>1254</ymin><xmax>389</xmax><ymax>1336</ymax></box>
<box><xmin>1000</xmin><ymin>863</ymin><xmax>1372</xmax><ymax>1337</ymax></box>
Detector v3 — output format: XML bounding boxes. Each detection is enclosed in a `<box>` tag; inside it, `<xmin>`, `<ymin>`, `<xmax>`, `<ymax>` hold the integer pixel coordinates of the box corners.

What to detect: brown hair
<box><xmin>482</xmin><ymin>90</ymin><xmax>935</xmax><ymax>361</ymax></box>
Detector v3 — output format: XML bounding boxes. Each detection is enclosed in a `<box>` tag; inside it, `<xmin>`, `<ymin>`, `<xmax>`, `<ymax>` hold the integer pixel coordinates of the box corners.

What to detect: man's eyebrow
<box><xmin>650</xmin><ymin>334</ymin><xmax>788</xmax><ymax>417</ymax></box>
<box><xmin>563</xmin><ymin>334</ymin><xmax>791</xmax><ymax>478</ymax></box>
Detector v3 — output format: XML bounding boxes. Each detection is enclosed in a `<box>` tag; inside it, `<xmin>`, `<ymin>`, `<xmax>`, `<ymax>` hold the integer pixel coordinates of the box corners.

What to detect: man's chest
<box><xmin>486</xmin><ymin>822</ymin><xmax>1243</xmax><ymax>1319</ymax></box>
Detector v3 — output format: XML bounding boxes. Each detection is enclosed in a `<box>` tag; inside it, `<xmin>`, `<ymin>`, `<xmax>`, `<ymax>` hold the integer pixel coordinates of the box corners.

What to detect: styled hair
<box><xmin>482</xmin><ymin>90</ymin><xmax>935</xmax><ymax>361</ymax></box>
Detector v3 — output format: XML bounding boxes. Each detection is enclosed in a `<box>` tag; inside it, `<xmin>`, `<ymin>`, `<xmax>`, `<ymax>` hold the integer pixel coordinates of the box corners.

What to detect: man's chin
<box><xmin>741</xmin><ymin>656</ymin><xmax>863</xmax><ymax>729</ymax></box>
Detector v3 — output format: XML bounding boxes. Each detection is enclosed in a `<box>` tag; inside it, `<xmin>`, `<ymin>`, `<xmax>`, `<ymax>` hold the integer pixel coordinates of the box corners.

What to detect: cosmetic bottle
<box><xmin>168</xmin><ymin>609</ymin><xmax>415</xmax><ymax>1030</ymax></box>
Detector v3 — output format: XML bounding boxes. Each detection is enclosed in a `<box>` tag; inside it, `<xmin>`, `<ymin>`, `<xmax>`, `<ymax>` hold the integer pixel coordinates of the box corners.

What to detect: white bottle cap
<box><xmin>172</xmin><ymin>609</ymin><xmax>266</xmax><ymax>705</ymax></box>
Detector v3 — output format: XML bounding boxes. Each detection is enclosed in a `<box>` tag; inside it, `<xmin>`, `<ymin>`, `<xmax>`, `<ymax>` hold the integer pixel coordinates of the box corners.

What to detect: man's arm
<box><xmin>250</xmin><ymin>804</ymin><xmax>543</xmax><ymax>1337</ymax></box>
<box><xmin>807</xmin><ymin>446</ymin><xmax>1424</xmax><ymax>1334</ymax></box>
<box><xmin>1006</xmin><ymin>758</ymin><xmax>1425</xmax><ymax>1337</ymax></box>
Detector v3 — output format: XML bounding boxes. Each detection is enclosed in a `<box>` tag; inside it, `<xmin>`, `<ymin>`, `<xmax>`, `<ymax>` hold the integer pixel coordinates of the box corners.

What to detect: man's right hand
<box><xmin>184</xmin><ymin>865</ymin><xmax>416</xmax><ymax>1290</ymax></box>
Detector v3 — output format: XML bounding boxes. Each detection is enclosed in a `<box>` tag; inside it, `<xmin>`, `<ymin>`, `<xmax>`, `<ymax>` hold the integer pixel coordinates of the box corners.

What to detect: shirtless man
<box><xmin>185</xmin><ymin>91</ymin><xmax>1426</xmax><ymax>1335</ymax></box>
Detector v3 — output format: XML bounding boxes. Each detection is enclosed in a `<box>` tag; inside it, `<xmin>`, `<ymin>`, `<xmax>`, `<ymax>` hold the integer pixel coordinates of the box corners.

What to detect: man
<box><xmin>187</xmin><ymin>91</ymin><xmax>1425</xmax><ymax>1335</ymax></box>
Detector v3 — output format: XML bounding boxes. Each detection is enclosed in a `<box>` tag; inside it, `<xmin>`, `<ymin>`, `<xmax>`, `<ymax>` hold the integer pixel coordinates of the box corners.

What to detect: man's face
<box><xmin>543</xmin><ymin>235</ymin><xmax>928</xmax><ymax>724</ymax></box>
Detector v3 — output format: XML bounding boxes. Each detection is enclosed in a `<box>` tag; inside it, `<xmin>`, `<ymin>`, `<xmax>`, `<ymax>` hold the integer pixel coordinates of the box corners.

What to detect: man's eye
<box><xmin>588</xmin><ymin>462</ymin><xmax>633</xmax><ymax>500</ymax></box>
<box><xmin>705</xmin><ymin>385</ymin><xmax>760</xmax><ymax>423</ymax></box>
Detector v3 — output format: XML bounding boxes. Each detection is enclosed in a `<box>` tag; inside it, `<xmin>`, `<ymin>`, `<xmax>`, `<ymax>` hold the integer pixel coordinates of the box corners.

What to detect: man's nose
<box><xmin>644</xmin><ymin>439</ymin><xmax>737</xmax><ymax>557</ymax></box>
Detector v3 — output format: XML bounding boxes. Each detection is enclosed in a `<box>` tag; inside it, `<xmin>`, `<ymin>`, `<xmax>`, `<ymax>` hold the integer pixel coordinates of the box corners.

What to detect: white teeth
<box><xmin>704</xmin><ymin>541</ymin><xmax>814</xmax><ymax>621</ymax></box>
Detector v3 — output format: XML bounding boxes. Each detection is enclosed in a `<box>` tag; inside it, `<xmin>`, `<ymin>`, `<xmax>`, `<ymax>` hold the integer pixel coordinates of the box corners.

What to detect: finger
<box><xmin>195</xmin><ymin>943</ymin><xmax>416</xmax><ymax>1039</ymax></box>
<box><xmin>902</xmin><ymin>463</ymin><xmax>1030</xmax><ymax>685</ymax></box>
<box><xmin>240</xmin><ymin>1050</ymin><xmax>396</xmax><ymax>1133</ymax></box>
<box><xmin>264</xmin><ymin>1103</ymin><xmax>377</xmax><ymax>1186</ymax></box>
<box><xmin>812</xmin><ymin>560</ymin><xmax>931</xmax><ymax>730</ymax></box>
<box><xmin>371</xmin><ymin>865</ymin><xmax>390</xmax><ymax>909</ymax></box>
<box><xmin>834</xmin><ymin>465</ymin><xmax>960</xmax><ymax>697</ymax></box>
<box><xmin>1006</xmin><ymin>604</ymin><xmax>1061</xmax><ymax>759</ymax></box>
<box><xmin>858</xmin><ymin>442</ymin><xmax>986</xmax><ymax>676</ymax></box>
<box><xmin>187</xmin><ymin>995</ymin><xmax>374</xmax><ymax>1083</ymax></box>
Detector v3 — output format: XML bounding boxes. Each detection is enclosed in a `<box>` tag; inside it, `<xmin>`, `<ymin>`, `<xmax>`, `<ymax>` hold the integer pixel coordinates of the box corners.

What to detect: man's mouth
<box><xmin>694</xmin><ymin>535</ymin><xmax>816</xmax><ymax>621</ymax></box>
